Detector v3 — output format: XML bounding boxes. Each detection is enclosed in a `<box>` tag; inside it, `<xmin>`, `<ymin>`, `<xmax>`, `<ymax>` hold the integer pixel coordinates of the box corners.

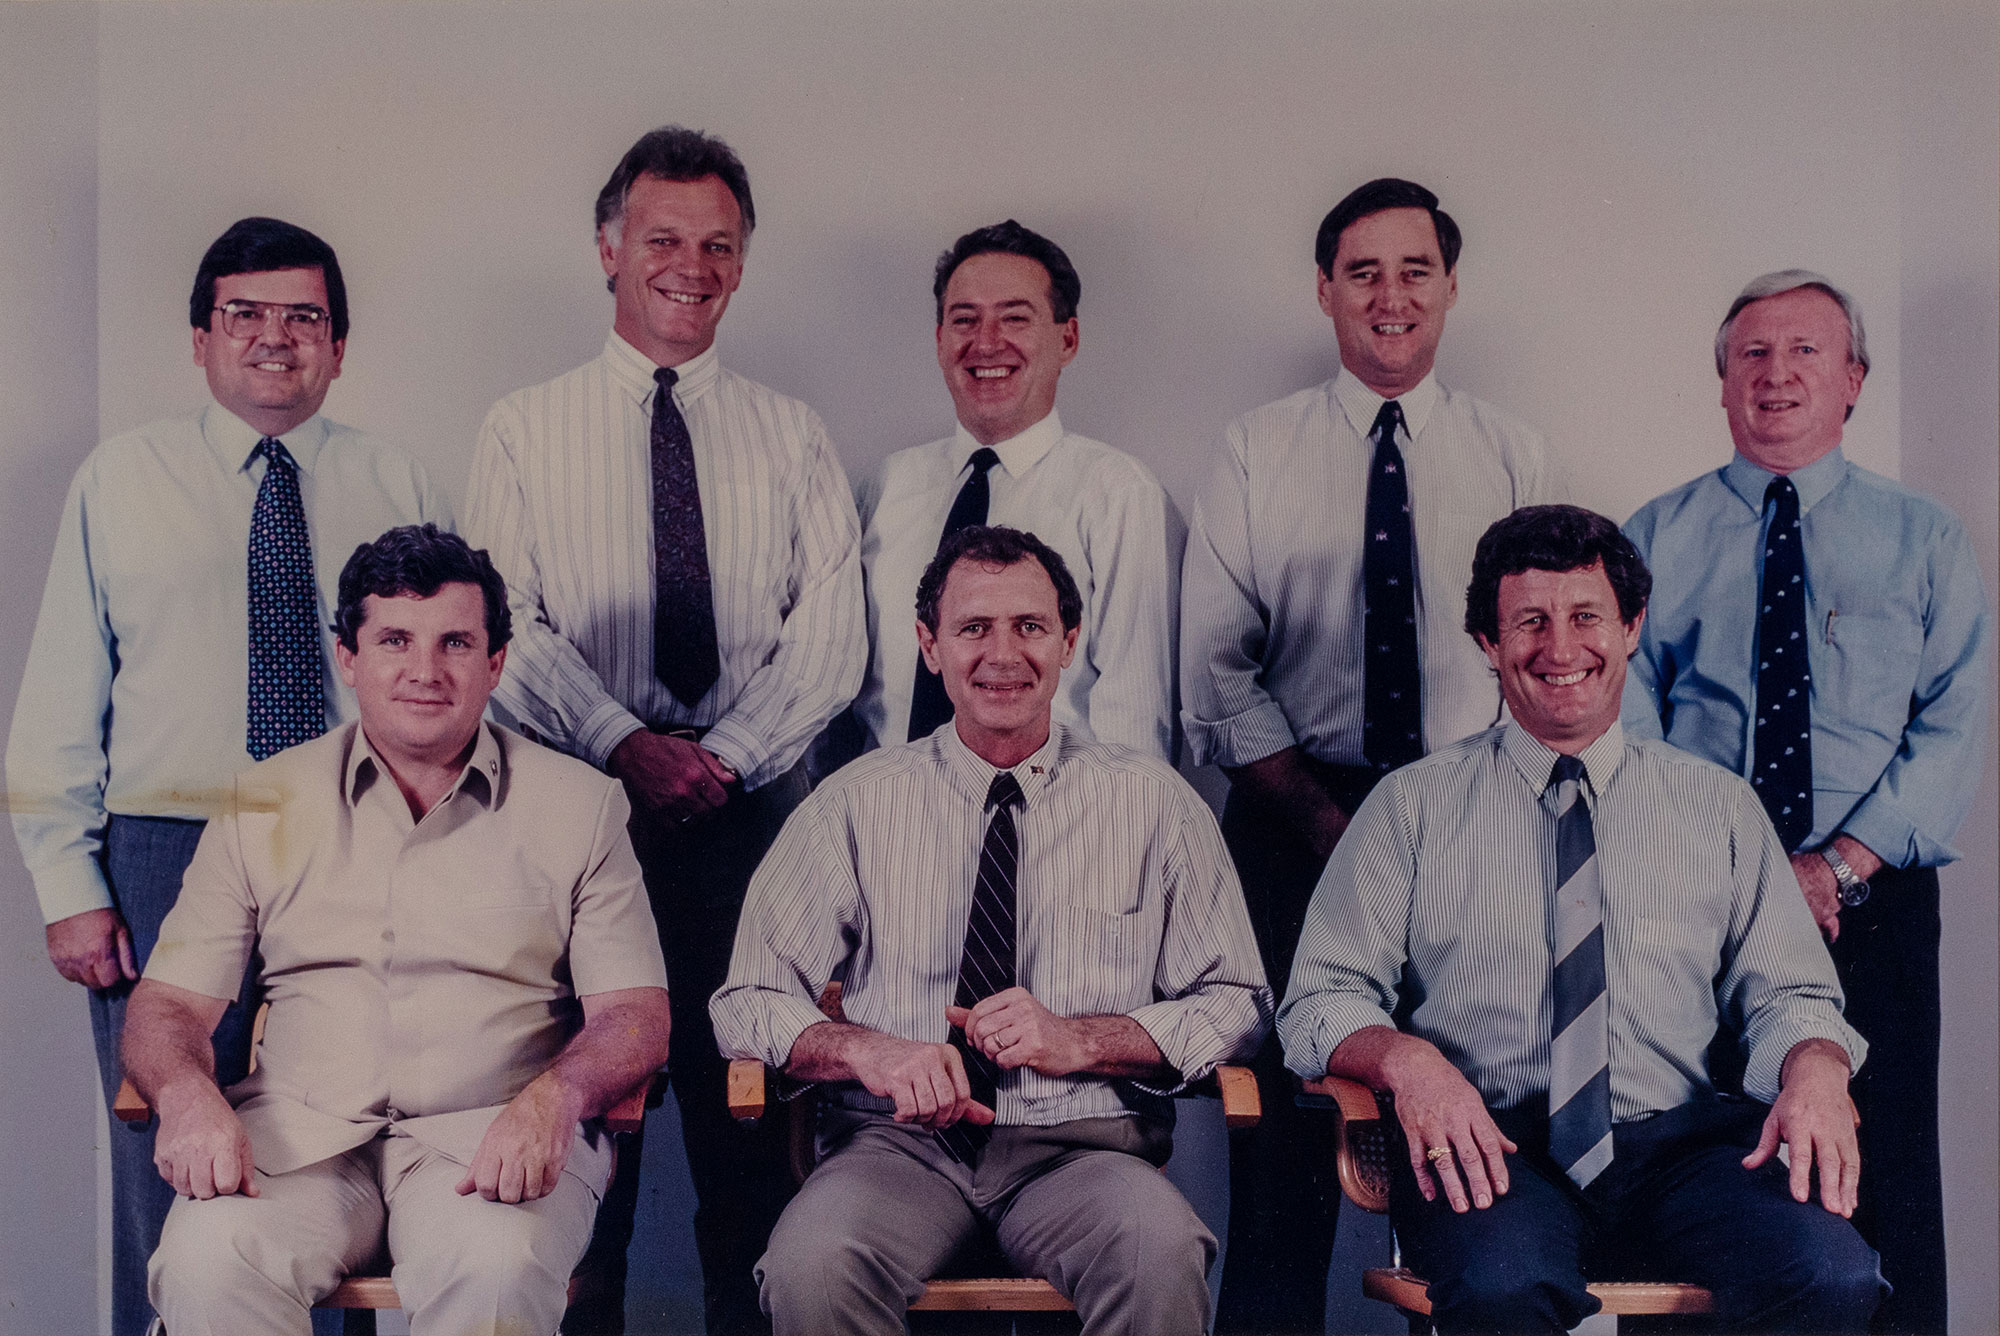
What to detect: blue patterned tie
<box><xmin>1547</xmin><ymin>754</ymin><xmax>1612</xmax><ymax>1189</ymax></box>
<box><xmin>1363</xmin><ymin>399</ymin><xmax>1423</xmax><ymax>773</ymax></box>
<box><xmin>1752</xmin><ymin>476</ymin><xmax>1814</xmax><ymax>851</ymax></box>
<box><xmin>908</xmin><ymin>447</ymin><xmax>1002</xmax><ymax>741</ymax></box>
<box><xmin>246</xmin><ymin>437</ymin><xmax>325</xmax><ymax>760</ymax></box>
<box><xmin>651</xmin><ymin>367</ymin><xmax>722</xmax><ymax>706</ymax></box>
<box><xmin>937</xmin><ymin>770</ymin><xmax>1023</xmax><ymax>1164</ymax></box>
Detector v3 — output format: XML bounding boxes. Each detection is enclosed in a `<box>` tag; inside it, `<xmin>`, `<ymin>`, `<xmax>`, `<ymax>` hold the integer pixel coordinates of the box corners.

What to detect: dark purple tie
<box><xmin>651</xmin><ymin>366</ymin><xmax>721</xmax><ymax>706</ymax></box>
<box><xmin>908</xmin><ymin>447</ymin><xmax>1002</xmax><ymax>740</ymax></box>
<box><xmin>1363</xmin><ymin>399</ymin><xmax>1423</xmax><ymax>772</ymax></box>
<box><xmin>936</xmin><ymin>770</ymin><xmax>1023</xmax><ymax>1164</ymax></box>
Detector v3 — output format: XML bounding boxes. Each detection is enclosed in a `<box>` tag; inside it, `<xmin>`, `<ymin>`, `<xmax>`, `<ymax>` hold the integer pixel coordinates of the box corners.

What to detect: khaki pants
<box><xmin>149</xmin><ymin>1129</ymin><xmax>600</xmax><ymax>1335</ymax></box>
<box><xmin>756</xmin><ymin>1112</ymin><xmax>1215</xmax><ymax>1336</ymax></box>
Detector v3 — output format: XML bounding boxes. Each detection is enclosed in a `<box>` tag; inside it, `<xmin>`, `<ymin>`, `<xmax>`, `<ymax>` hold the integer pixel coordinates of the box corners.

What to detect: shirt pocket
<box><xmin>1620</xmin><ymin>914</ymin><xmax>1724</xmax><ymax>1014</ymax></box>
<box><xmin>1822</xmin><ymin>606</ymin><xmax>1925</xmax><ymax>723</ymax></box>
<box><xmin>1039</xmin><ymin>904</ymin><xmax>1153</xmax><ymax>1017</ymax></box>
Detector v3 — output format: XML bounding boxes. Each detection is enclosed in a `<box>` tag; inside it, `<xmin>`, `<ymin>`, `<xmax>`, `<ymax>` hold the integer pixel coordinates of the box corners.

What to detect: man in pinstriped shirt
<box><xmin>465</xmin><ymin>126</ymin><xmax>864</xmax><ymax>1334</ymax></box>
<box><xmin>714</xmin><ymin>526</ymin><xmax>1270</xmax><ymax>1336</ymax></box>
<box><xmin>1278</xmin><ymin>505</ymin><xmax>1883</xmax><ymax>1333</ymax></box>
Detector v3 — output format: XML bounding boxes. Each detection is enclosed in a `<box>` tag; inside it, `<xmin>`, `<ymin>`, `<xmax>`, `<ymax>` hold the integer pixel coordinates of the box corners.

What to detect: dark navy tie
<box><xmin>908</xmin><ymin>447</ymin><xmax>1002</xmax><ymax>741</ymax></box>
<box><xmin>937</xmin><ymin>770</ymin><xmax>1023</xmax><ymax>1164</ymax></box>
<box><xmin>1547</xmin><ymin>755</ymin><xmax>1612</xmax><ymax>1188</ymax></box>
<box><xmin>1363</xmin><ymin>400</ymin><xmax>1423</xmax><ymax>773</ymax></box>
<box><xmin>651</xmin><ymin>367</ymin><xmax>722</xmax><ymax>707</ymax></box>
<box><xmin>245</xmin><ymin>437</ymin><xmax>325</xmax><ymax>761</ymax></box>
<box><xmin>1752</xmin><ymin>477</ymin><xmax>1814</xmax><ymax>851</ymax></box>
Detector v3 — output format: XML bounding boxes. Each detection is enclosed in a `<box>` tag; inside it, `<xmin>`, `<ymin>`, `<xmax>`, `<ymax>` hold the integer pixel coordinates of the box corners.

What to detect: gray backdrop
<box><xmin>3</xmin><ymin>3</ymin><xmax>1993</xmax><ymax>1332</ymax></box>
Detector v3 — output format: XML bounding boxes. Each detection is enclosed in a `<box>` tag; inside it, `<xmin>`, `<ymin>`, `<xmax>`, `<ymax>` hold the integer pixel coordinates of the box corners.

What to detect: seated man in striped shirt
<box><xmin>1277</xmin><ymin>505</ymin><xmax>1884</xmax><ymax>1334</ymax></box>
<box><xmin>713</xmin><ymin>525</ymin><xmax>1272</xmax><ymax>1336</ymax></box>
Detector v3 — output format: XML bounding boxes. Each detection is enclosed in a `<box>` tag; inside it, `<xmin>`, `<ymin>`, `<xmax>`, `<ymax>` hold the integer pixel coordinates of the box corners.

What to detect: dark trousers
<box><xmin>1214</xmin><ymin>766</ymin><xmax>1375</xmax><ymax>1335</ymax></box>
<box><xmin>88</xmin><ymin>815</ymin><xmax>259</xmax><ymax>1336</ymax></box>
<box><xmin>1831</xmin><ymin>863</ymin><xmax>1945</xmax><ymax>1335</ymax></box>
<box><xmin>1393</xmin><ymin>1098</ymin><xmax>1886</xmax><ymax>1334</ymax></box>
<box><xmin>567</xmin><ymin>765</ymin><xmax>808</xmax><ymax>1336</ymax></box>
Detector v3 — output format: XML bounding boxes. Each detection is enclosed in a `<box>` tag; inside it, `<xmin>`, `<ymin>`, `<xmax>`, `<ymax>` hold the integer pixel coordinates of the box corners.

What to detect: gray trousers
<box><xmin>756</xmin><ymin>1111</ymin><xmax>1215</xmax><ymax>1336</ymax></box>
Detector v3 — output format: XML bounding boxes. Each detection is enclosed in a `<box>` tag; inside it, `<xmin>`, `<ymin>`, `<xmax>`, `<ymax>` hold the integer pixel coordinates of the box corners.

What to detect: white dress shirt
<box><xmin>711</xmin><ymin>722</ymin><xmax>1273</xmax><ymax>1127</ymax></box>
<box><xmin>464</xmin><ymin>332</ymin><xmax>865</xmax><ymax>789</ymax></box>
<box><xmin>6</xmin><ymin>404</ymin><xmax>446</xmax><ymax>924</ymax></box>
<box><xmin>1181</xmin><ymin>368</ymin><xmax>1563</xmax><ymax>771</ymax></box>
<box><xmin>1278</xmin><ymin>721</ymin><xmax>1863</xmax><ymax>1116</ymax></box>
<box><xmin>856</xmin><ymin>411</ymin><xmax>1183</xmax><ymax>760</ymax></box>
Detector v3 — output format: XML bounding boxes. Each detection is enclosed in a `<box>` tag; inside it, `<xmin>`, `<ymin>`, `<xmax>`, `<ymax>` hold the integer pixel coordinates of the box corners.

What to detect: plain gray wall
<box><xmin>3</xmin><ymin>3</ymin><xmax>1993</xmax><ymax>1333</ymax></box>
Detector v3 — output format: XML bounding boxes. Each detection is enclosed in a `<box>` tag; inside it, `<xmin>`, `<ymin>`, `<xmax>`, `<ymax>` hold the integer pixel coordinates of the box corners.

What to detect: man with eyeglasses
<box><xmin>7</xmin><ymin>215</ymin><xmax>446</xmax><ymax>1336</ymax></box>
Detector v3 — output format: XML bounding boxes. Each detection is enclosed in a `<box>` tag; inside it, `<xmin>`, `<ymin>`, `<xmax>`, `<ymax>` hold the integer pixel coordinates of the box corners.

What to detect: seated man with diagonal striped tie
<box><xmin>713</xmin><ymin>525</ymin><xmax>1272</xmax><ymax>1336</ymax></box>
<box><xmin>1277</xmin><ymin>505</ymin><xmax>1886</xmax><ymax>1334</ymax></box>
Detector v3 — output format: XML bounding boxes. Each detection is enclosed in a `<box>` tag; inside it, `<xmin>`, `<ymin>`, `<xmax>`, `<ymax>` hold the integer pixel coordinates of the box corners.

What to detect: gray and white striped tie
<box><xmin>1548</xmin><ymin>754</ymin><xmax>1612</xmax><ymax>1188</ymax></box>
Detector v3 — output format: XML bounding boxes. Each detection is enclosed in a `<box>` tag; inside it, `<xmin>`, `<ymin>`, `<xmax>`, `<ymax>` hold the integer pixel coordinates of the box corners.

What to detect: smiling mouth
<box><xmin>1757</xmin><ymin>399</ymin><xmax>1801</xmax><ymax>411</ymax></box>
<box><xmin>657</xmin><ymin>289</ymin><xmax>712</xmax><ymax>305</ymax></box>
<box><xmin>250</xmin><ymin>360</ymin><xmax>296</xmax><ymax>372</ymax></box>
<box><xmin>1538</xmin><ymin>668</ymin><xmax>1592</xmax><ymax>687</ymax></box>
<box><xmin>1372</xmin><ymin>323</ymin><xmax>1415</xmax><ymax>335</ymax></box>
<box><xmin>970</xmin><ymin>366</ymin><xmax>1015</xmax><ymax>380</ymax></box>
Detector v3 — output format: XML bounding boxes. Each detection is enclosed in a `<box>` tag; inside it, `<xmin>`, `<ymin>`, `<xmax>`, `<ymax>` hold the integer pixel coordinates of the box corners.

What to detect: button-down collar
<box><xmin>603</xmin><ymin>329</ymin><xmax>722</xmax><ymax>413</ymax></box>
<box><xmin>203</xmin><ymin>400</ymin><xmax>331</xmax><ymax>476</ymax></box>
<box><xmin>343</xmin><ymin>720</ymin><xmax>504</xmax><ymax>813</ymax></box>
<box><xmin>1332</xmin><ymin>366</ymin><xmax>1441</xmax><ymax>443</ymax></box>
<box><xmin>951</xmin><ymin>409</ymin><xmax>1065</xmax><ymax>480</ymax></box>
<box><xmin>1721</xmin><ymin>445</ymin><xmax>1850</xmax><ymax>518</ymax></box>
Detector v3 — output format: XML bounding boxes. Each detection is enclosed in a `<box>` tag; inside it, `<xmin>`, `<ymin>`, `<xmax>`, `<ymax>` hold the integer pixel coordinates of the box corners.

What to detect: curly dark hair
<box><xmin>1463</xmin><ymin>505</ymin><xmax>1651</xmax><ymax>644</ymax></box>
<box><xmin>333</xmin><ymin>524</ymin><xmax>512</xmax><ymax>653</ymax></box>
<box><xmin>915</xmin><ymin>525</ymin><xmax>1083</xmax><ymax>635</ymax></box>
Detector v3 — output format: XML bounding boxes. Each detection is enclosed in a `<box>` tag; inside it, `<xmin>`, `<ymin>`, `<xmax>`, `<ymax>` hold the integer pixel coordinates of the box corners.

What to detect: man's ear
<box><xmin>915</xmin><ymin>618</ymin><xmax>941</xmax><ymax>674</ymax></box>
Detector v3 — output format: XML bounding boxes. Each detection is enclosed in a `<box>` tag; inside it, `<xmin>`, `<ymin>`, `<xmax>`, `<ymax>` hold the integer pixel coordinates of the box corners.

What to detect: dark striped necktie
<box><xmin>936</xmin><ymin>769</ymin><xmax>1024</xmax><ymax>1164</ymax></box>
<box><xmin>651</xmin><ymin>366</ymin><xmax>722</xmax><ymax>707</ymax></box>
<box><xmin>909</xmin><ymin>447</ymin><xmax>1002</xmax><ymax>741</ymax></box>
<box><xmin>1363</xmin><ymin>399</ymin><xmax>1423</xmax><ymax>773</ymax></box>
<box><xmin>1752</xmin><ymin>476</ymin><xmax>1814</xmax><ymax>851</ymax></box>
<box><xmin>245</xmin><ymin>437</ymin><xmax>325</xmax><ymax>760</ymax></box>
<box><xmin>1547</xmin><ymin>754</ymin><xmax>1612</xmax><ymax>1189</ymax></box>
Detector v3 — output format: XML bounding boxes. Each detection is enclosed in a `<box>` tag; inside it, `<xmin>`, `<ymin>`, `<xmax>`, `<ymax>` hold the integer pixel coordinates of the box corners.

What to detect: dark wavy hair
<box><xmin>915</xmin><ymin>525</ymin><xmax>1083</xmax><ymax>635</ymax></box>
<box><xmin>1463</xmin><ymin>505</ymin><xmax>1651</xmax><ymax>644</ymax></box>
<box><xmin>933</xmin><ymin>220</ymin><xmax>1081</xmax><ymax>324</ymax></box>
<box><xmin>190</xmin><ymin>217</ymin><xmax>349</xmax><ymax>341</ymax></box>
<box><xmin>1314</xmin><ymin>177</ymin><xmax>1462</xmax><ymax>278</ymax></box>
<box><xmin>333</xmin><ymin>524</ymin><xmax>512</xmax><ymax>653</ymax></box>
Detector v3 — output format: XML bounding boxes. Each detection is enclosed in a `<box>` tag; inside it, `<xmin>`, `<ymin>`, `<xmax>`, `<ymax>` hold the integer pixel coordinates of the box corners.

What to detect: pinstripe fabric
<box><xmin>712</xmin><ymin>724</ymin><xmax>1273</xmax><ymax>1127</ymax></box>
<box><xmin>1277</xmin><ymin>721</ymin><xmax>1865</xmax><ymax>1119</ymax></box>
<box><xmin>464</xmin><ymin>333</ymin><xmax>864</xmax><ymax>788</ymax></box>
<box><xmin>1547</xmin><ymin>755</ymin><xmax>1612</xmax><ymax>1186</ymax></box>
<box><xmin>1181</xmin><ymin>368</ymin><xmax>1563</xmax><ymax>771</ymax></box>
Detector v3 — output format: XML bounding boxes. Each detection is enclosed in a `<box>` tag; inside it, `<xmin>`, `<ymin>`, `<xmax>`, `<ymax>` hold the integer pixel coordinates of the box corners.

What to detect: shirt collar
<box><xmin>936</xmin><ymin>719</ymin><xmax>1065</xmax><ymax>810</ymax></box>
<box><xmin>951</xmin><ymin>409</ymin><xmax>1065</xmax><ymax>479</ymax></box>
<box><xmin>1721</xmin><ymin>445</ymin><xmax>1850</xmax><ymax>517</ymax></box>
<box><xmin>202</xmin><ymin>401</ymin><xmax>331</xmax><ymax>474</ymax></box>
<box><xmin>1500</xmin><ymin>718</ymin><xmax>1627</xmax><ymax>801</ymax></box>
<box><xmin>1332</xmin><ymin>366</ymin><xmax>1440</xmax><ymax>443</ymax></box>
<box><xmin>603</xmin><ymin>329</ymin><xmax>722</xmax><ymax>410</ymax></box>
<box><xmin>343</xmin><ymin>720</ymin><xmax>504</xmax><ymax>811</ymax></box>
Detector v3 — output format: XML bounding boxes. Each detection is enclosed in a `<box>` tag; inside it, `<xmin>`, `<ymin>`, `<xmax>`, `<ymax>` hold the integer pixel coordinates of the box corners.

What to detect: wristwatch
<box><xmin>1818</xmin><ymin>844</ymin><xmax>1871</xmax><ymax>907</ymax></box>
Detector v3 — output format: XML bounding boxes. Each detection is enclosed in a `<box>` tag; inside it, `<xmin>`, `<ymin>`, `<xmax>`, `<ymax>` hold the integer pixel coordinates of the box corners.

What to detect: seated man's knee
<box><xmin>1428</xmin><ymin>1252</ymin><xmax>1592</xmax><ymax>1334</ymax></box>
<box><xmin>148</xmin><ymin>1195</ymin><xmax>312</xmax><ymax>1321</ymax></box>
<box><xmin>1737</xmin><ymin>1224</ymin><xmax>1885</xmax><ymax>1333</ymax></box>
<box><xmin>758</xmin><ymin>1203</ymin><xmax>915</xmax><ymax>1322</ymax></box>
<box><xmin>1054</xmin><ymin>1173</ymin><xmax>1215</xmax><ymax>1332</ymax></box>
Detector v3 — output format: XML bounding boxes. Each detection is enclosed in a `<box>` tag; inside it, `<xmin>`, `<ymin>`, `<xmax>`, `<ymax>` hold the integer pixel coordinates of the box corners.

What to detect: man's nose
<box><xmin>251</xmin><ymin>307</ymin><xmax>298</xmax><ymax>346</ymax></box>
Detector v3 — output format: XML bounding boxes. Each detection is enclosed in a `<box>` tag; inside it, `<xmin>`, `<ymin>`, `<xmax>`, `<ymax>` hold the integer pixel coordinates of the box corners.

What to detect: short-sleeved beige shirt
<box><xmin>147</xmin><ymin>721</ymin><xmax>668</xmax><ymax>1183</ymax></box>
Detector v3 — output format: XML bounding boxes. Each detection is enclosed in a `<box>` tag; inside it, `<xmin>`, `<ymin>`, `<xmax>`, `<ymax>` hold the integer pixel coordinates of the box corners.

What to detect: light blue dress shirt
<box><xmin>1621</xmin><ymin>447</ymin><xmax>1990</xmax><ymax>869</ymax></box>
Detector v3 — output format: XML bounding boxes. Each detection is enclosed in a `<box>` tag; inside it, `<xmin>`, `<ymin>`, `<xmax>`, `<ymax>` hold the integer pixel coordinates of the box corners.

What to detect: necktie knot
<box><xmin>255</xmin><ymin>436</ymin><xmax>295</xmax><ymax>471</ymax></box>
<box><xmin>1764</xmin><ymin>475</ymin><xmax>1798</xmax><ymax>510</ymax></box>
<box><xmin>986</xmin><ymin>771</ymin><xmax>1024</xmax><ymax>812</ymax></box>
<box><xmin>1550</xmin><ymin>754</ymin><xmax>1587</xmax><ymax>789</ymax></box>
<box><xmin>1371</xmin><ymin>399</ymin><xmax>1405</xmax><ymax>443</ymax></box>
<box><xmin>968</xmin><ymin>446</ymin><xmax>1000</xmax><ymax>476</ymax></box>
<box><xmin>654</xmin><ymin>366</ymin><xmax>679</xmax><ymax>394</ymax></box>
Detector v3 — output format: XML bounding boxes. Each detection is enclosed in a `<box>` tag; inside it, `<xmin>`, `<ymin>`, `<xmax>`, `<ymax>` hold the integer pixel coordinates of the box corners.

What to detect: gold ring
<box><xmin>1425</xmin><ymin>1145</ymin><xmax>1454</xmax><ymax>1163</ymax></box>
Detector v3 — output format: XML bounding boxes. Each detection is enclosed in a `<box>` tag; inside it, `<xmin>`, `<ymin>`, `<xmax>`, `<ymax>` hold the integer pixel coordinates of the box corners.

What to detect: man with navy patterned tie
<box><xmin>1280</xmin><ymin>505</ymin><xmax>1883</xmax><ymax>1333</ymax></box>
<box><xmin>6</xmin><ymin>217</ymin><xmax>444</xmax><ymax>1336</ymax></box>
<box><xmin>1622</xmin><ymin>272</ymin><xmax>1991</xmax><ymax>1334</ymax></box>
<box><xmin>1181</xmin><ymin>176</ymin><xmax>1563</xmax><ymax>1333</ymax></box>
<box><xmin>714</xmin><ymin>526</ymin><xmax>1270</xmax><ymax>1336</ymax></box>
<box><xmin>465</xmin><ymin>126</ymin><xmax>863</xmax><ymax>1334</ymax></box>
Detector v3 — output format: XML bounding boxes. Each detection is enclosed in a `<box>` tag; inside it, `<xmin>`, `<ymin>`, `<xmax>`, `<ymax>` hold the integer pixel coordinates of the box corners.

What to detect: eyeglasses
<box><xmin>212</xmin><ymin>300</ymin><xmax>334</xmax><ymax>343</ymax></box>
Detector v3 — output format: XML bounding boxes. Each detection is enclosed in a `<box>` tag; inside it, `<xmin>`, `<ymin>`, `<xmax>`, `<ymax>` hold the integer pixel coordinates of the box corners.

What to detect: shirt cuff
<box><xmin>1278</xmin><ymin>999</ymin><xmax>1396</xmax><ymax>1082</ymax></box>
<box><xmin>701</xmin><ymin>716</ymin><xmax>769</xmax><ymax>790</ymax></box>
<box><xmin>1125</xmin><ymin>997</ymin><xmax>1262</xmax><ymax>1094</ymax></box>
<box><xmin>1742</xmin><ymin>1011</ymin><xmax>1868</xmax><ymax>1104</ymax></box>
<box><xmin>34</xmin><ymin>858</ymin><xmax>115</xmax><ymax>925</ymax></box>
<box><xmin>713</xmin><ymin>991</ymin><xmax>833</xmax><ymax>1072</ymax></box>
<box><xmin>1181</xmin><ymin>701</ymin><xmax>1297</xmax><ymax>771</ymax></box>
<box><xmin>1836</xmin><ymin>793</ymin><xmax>1949</xmax><ymax>870</ymax></box>
<box><xmin>576</xmin><ymin>704</ymin><xmax>649</xmax><ymax>770</ymax></box>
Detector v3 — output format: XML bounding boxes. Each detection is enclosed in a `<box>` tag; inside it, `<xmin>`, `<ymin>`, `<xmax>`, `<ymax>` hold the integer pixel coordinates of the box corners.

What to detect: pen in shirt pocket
<box><xmin>1825</xmin><ymin>609</ymin><xmax>1838</xmax><ymax>644</ymax></box>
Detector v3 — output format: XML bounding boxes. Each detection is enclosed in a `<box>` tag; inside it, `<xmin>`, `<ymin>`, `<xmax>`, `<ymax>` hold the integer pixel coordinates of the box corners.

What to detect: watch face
<box><xmin>1838</xmin><ymin>879</ymin><xmax>1871</xmax><ymax>909</ymax></box>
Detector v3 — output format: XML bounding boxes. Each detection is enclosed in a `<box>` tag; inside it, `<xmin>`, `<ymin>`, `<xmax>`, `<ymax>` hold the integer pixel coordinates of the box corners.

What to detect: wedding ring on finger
<box><xmin>1425</xmin><ymin>1145</ymin><xmax>1454</xmax><ymax>1164</ymax></box>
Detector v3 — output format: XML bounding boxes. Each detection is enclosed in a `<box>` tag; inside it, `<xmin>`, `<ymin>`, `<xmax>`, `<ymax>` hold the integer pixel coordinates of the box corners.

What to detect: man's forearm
<box><xmin>122</xmin><ymin>978</ymin><xmax>229</xmax><ymax>1110</ymax></box>
<box><xmin>1066</xmin><ymin>1013</ymin><xmax>1172</xmax><ymax>1080</ymax></box>
<box><xmin>783</xmin><ymin>1019</ymin><xmax>882</xmax><ymax>1083</ymax></box>
<box><xmin>532</xmin><ymin>988</ymin><xmax>672</xmax><ymax>1122</ymax></box>
<box><xmin>1779</xmin><ymin>1036</ymin><xmax>1854</xmax><ymax>1090</ymax></box>
<box><xmin>1326</xmin><ymin>1023</ymin><xmax>1441</xmax><ymax>1093</ymax></box>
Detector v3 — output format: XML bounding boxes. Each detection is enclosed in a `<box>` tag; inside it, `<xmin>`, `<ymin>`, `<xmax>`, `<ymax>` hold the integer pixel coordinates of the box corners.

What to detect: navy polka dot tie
<box><xmin>1363</xmin><ymin>400</ymin><xmax>1423</xmax><ymax>773</ymax></box>
<box><xmin>1752</xmin><ymin>476</ymin><xmax>1814</xmax><ymax>851</ymax></box>
<box><xmin>245</xmin><ymin>437</ymin><xmax>326</xmax><ymax>760</ymax></box>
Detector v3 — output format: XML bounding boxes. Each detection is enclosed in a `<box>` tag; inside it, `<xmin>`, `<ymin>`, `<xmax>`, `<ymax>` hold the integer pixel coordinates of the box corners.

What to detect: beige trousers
<box><xmin>757</xmin><ymin>1112</ymin><xmax>1216</xmax><ymax>1336</ymax></box>
<box><xmin>148</xmin><ymin>1129</ymin><xmax>599</xmax><ymax>1336</ymax></box>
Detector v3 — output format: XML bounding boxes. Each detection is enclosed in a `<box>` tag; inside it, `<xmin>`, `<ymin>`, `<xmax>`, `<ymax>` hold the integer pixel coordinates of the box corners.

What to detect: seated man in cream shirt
<box><xmin>124</xmin><ymin>525</ymin><xmax>671</xmax><ymax>1335</ymax></box>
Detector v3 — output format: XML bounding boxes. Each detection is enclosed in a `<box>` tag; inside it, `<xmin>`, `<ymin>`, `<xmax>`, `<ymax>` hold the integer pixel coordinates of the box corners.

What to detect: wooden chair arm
<box><xmin>728</xmin><ymin>1058</ymin><xmax>768</xmax><ymax>1122</ymax></box>
<box><xmin>1299</xmin><ymin>1073</ymin><xmax>1395</xmax><ymax>1213</ymax></box>
<box><xmin>113</xmin><ymin>1078</ymin><xmax>152</xmax><ymax>1125</ymax></box>
<box><xmin>1213</xmin><ymin>1064</ymin><xmax>1260</xmax><ymax>1128</ymax></box>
